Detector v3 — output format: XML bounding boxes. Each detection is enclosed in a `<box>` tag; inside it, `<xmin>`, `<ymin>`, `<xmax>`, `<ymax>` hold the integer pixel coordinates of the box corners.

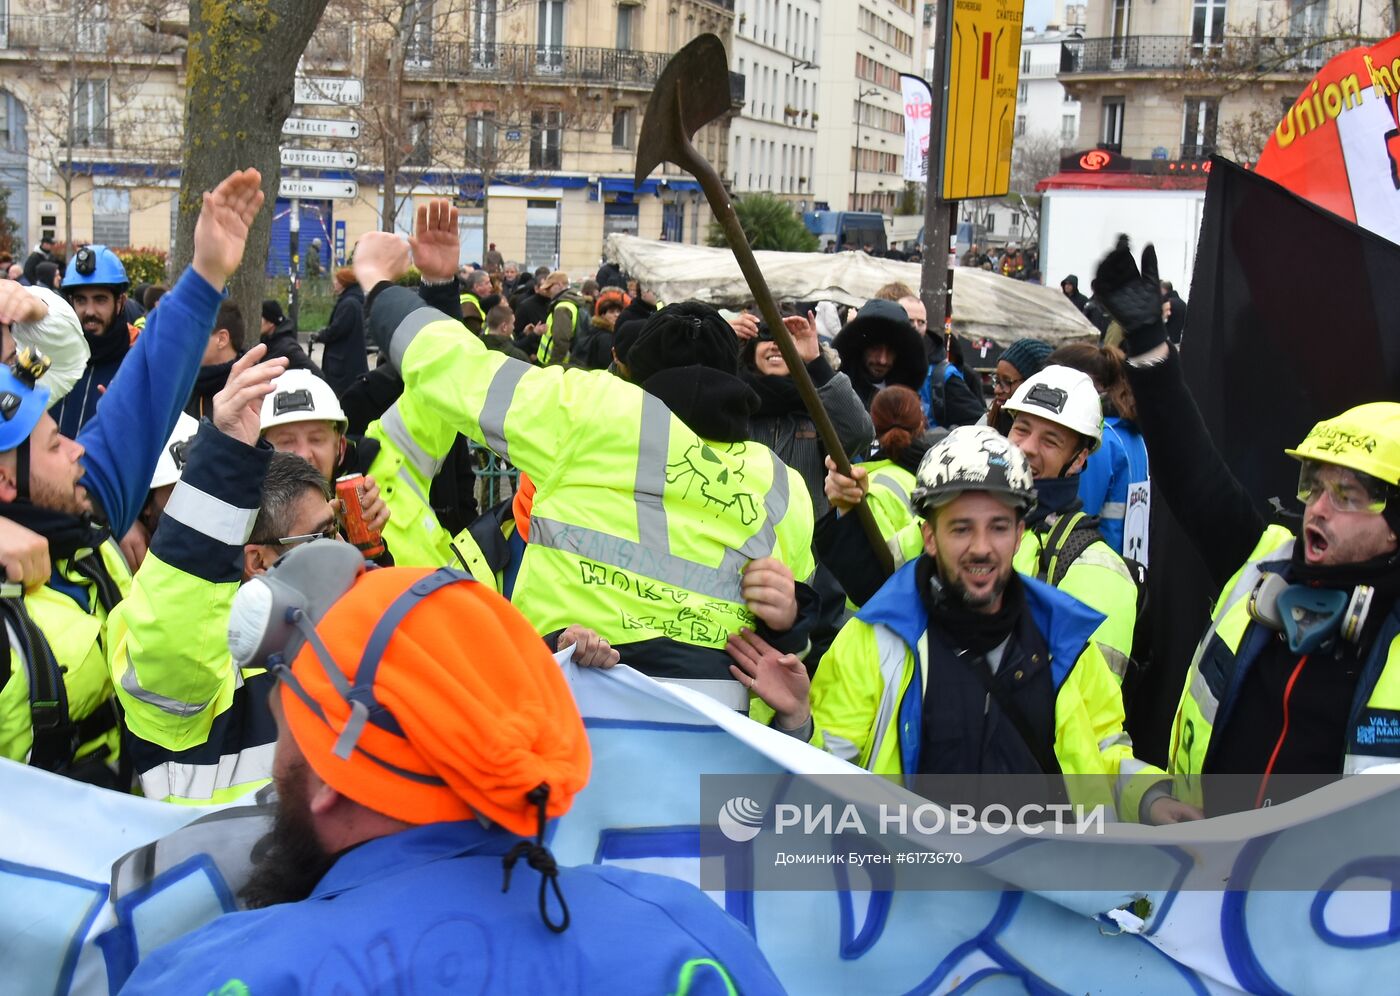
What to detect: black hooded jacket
<box><xmin>832</xmin><ymin>302</ymin><xmax>928</xmax><ymax>408</ymax></box>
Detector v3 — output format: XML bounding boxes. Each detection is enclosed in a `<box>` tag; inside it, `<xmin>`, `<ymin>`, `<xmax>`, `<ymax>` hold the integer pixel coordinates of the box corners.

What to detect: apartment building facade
<box><xmin>1016</xmin><ymin>25</ymin><xmax>1083</xmax><ymax>152</ymax></box>
<box><xmin>727</xmin><ymin>0</ymin><xmax>820</xmax><ymax>205</ymax></box>
<box><xmin>1061</xmin><ymin>0</ymin><xmax>1391</xmax><ymax>162</ymax></box>
<box><xmin>814</xmin><ymin>0</ymin><xmax>920</xmax><ymax>213</ymax></box>
<box><xmin>0</xmin><ymin>0</ymin><xmax>737</xmax><ymax>277</ymax></box>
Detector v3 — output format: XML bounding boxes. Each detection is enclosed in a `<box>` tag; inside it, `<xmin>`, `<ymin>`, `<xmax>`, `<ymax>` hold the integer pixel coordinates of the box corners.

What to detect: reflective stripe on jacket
<box><xmin>366</xmin><ymin>393</ymin><xmax>498</xmax><ymax>586</ymax></box>
<box><xmin>808</xmin><ymin>560</ymin><xmax>1159</xmax><ymax>820</ymax></box>
<box><xmin>381</xmin><ymin>289</ymin><xmax>816</xmax><ymax>653</ymax></box>
<box><xmin>1168</xmin><ymin>524</ymin><xmax>1400</xmax><ymax>805</ymax></box>
<box><xmin>107</xmin><ymin>423</ymin><xmax>273</xmax><ymax>804</ymax></box>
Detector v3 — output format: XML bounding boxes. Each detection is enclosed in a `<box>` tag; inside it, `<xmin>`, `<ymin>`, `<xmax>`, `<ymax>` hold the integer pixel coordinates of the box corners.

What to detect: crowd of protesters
<box><xmin>1</xmin><ymin>176</ymin><xmax>1395</xmax><ymax>992</ymax></box>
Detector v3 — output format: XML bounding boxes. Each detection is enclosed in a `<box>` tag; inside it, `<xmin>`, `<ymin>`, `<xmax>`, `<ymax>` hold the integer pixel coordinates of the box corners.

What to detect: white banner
<box><xmin>4</xmin><ymin>659</ymin><xmax>1400</xmax><ymax>993</ymax></box>
<box><xmin>900</xmin><ymin>73</ymin><xmax>934</xmax><ymax>183</ymax></box>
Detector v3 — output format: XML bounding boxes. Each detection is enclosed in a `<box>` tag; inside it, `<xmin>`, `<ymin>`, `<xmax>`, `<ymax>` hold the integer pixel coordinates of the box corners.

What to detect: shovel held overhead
<box><xmin>635</xmin><ymin>33</ymin><xmax>896</xmax><ymax>578</ymax></box>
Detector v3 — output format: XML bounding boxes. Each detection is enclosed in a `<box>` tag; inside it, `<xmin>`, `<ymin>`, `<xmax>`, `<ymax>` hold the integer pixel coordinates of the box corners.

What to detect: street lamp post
<box><xmin>851</xmin><ymin>86</ymin><xmax>880</xmax><ymax>210</ymax></box>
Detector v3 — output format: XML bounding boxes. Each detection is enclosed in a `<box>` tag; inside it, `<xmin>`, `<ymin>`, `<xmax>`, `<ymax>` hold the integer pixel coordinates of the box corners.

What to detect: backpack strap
<box><xmin>1036</xmin><ymin>510</ymin><xmax>1105</xmax><ymax>588</ymax></box>
<box><xmin>1</xmin><ymin>595</ymin><xmax>79</xmax><ymax>772</ymax></box>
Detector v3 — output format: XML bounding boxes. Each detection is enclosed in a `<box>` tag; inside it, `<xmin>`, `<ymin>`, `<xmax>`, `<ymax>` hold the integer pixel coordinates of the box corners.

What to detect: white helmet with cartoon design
<box><xmin>911</xmin><ymin>425</ymin><xmax>1037</xmax><ymax>517</ymax></box>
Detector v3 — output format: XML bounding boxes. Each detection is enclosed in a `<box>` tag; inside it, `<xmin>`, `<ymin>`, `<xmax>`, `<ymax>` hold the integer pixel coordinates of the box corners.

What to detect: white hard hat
<box><xmin>13</xmin><ymin>285</ymin><xmax>89</xmax><ymax>404</ymax></box>
<box><xmin>1003</xmin><ymin>364</ymin><xmax>1103</xmax><ymax>453</ymax></box>
<box><xmin>260</xmin><ymin>369</ymin><xmax>347</xmax><ymax>432</ymax></box>
<box><xmin>912</xmin><ymin>425</ymin><xmax>1037</xmax><ymax>517</ymax></box>
<box><xmin>150</xmin><ymin>412</ymin><xmax>200</xmax><ymax>490</ymax></box>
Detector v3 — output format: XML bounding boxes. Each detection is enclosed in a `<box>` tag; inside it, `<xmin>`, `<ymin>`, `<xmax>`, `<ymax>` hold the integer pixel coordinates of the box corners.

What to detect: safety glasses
<box><xmin>1298</xmin><ymin>461</ymin><xmax>1389</xmax><ymax>514</ymax></box>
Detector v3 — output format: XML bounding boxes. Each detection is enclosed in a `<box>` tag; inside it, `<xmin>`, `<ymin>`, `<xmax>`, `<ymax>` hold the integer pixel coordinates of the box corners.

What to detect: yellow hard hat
<box><xmin>1284</xmin><ymin>403</ymin><xmax>1400</xmax><ymax>486</ymax></box>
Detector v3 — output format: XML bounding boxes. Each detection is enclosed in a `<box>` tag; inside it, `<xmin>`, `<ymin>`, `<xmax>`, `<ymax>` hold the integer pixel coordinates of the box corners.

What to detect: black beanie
<box><xmin>262</xmin><ymin>299</ymin><xmax>286</xmax><ymax>325</ymax></box>
<box><xmin>626</xmin><ymin>302</ymin><xmax>739</xmax><ymax>384</ymax></box>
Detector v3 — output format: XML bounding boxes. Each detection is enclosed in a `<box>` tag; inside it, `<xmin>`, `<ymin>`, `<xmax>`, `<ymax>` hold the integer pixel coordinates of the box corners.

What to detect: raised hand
<box><xmin>352</xmin><ymin>232</ymin><xmax>412</xmax><ymax>292</ymax></box>
<box><xmin>782</xmin><ymin>313</ymin><xmax>820</xmax><ymax>364</ymax></box>
<box><xmin>212</xmin><ymin>344</ymin><xmax>288</xmax><ymax>447</ymax></box>
<box><xmin>725</xmin><ymin>628</ymin><xmax>811</xmax><ymax>730</ymax></box>
<box><xmin>191</xmin><ymin>169</ymin><xmax>265</xmax><ymax>289</ymax></box>
<box><xmin>408</xmin><ymin>200</ymin><xmax>461</xmax><ymax>282</ymax></box>
<box><xmin>823</xmin><ymin>454</ymin><xmax>869</xmax><ymax>514</ymax></box>
<box><xmin>1091</xmin><ymin>235</ymin><xmax>1166</xmax><ymax>356</ymax></box>
<box><xmin>0</xmin><ymin>281</ymin><xmax>48</xmax><ymax>326</ymax></box>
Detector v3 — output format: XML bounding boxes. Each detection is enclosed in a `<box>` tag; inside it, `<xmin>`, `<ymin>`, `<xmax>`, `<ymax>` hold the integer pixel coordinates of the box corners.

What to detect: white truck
<box><xmin>1039</xmin><ymin>188</ymin><xmax>1207</xmax><ymax>290</ymax></box>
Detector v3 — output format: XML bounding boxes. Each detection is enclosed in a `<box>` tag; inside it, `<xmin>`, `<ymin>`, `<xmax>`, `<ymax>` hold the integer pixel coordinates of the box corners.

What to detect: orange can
<box><xmin>335</xmin><ymin>473</ymin><xmax>386</xmax><ymax>558</ymax></box>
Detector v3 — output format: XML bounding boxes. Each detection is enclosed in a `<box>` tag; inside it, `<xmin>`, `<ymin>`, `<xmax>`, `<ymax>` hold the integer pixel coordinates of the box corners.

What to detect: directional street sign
<box><xmin>282</xmin><ymin>117</ymin><xmax>360</xmax><ymax>139</ymax></box>
<box><xmin>279</xmin><ymin>178</ymin><xmax>358</xmax><ymax>200</ymax></box>
<box><xmin>281</xmin><ymin>148</ymin><xmax>359</xmax><ymax>169</ymax></box>
<box><xmin>294</xmin><ymin>76</ymin><xmax>364</xmax><ymax>106</ymax></box>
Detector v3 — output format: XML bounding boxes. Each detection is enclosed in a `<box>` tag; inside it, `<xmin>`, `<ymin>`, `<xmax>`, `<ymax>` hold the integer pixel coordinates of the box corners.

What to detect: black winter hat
<box><xmin>832</xmin><ymin>299</ymin><xmax>927</xmax><ymax>389</ymax></box>
<box><xmin>262</xmin><ymin>299</ymin><xmax>287</xmax><ymax>325</ymax></box>
<box><xmin>626</xmin><ymin>302</ymin><xmax>739</xmax><ymax>384</ymax></box>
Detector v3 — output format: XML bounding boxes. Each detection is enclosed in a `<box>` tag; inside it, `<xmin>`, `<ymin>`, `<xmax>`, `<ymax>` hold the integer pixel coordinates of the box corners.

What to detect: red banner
<box><xmin>1256</xmin><ymin>32</ymin><xmax>1400</xmax><ymax>242</ymax></box>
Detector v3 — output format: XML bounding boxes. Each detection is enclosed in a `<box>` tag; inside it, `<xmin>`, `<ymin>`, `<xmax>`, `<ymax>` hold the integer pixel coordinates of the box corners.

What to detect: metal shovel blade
<box><xmin>634</xmin><ymin>33</ymin><xmax>732</xmax><ymax>187</ymax></box>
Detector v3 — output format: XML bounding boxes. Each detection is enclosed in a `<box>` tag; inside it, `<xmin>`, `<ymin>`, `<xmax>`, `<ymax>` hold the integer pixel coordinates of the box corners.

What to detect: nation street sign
<box><xmin>279</xmin><ymin>178</ymin><xmax>358</xmax><ymax>199</ymax></box>
<box><xmin>294</xmin><ymin>77</ymin><xmax>364</xmax><ymax>106</ymax></box>
<box><xmin>281</xmin><ymin>148</ymin><xmax>359</xmax><ymax>169</ymax></box>
<box><xmin>282</xmin><ymin>117</ymin><xmax>360</xmax><ymax>139</ymax></box>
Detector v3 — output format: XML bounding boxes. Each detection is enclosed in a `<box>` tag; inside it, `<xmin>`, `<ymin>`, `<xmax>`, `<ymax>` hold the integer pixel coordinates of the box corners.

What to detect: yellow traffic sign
<box><xmin>941</xmin><ymin>0</ymin><xmax>1025</xmax><ymax>199</ymax></box>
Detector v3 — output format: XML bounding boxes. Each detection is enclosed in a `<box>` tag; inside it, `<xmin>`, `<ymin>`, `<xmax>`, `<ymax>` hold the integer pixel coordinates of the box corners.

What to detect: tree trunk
<box><xmin>176</xmin><ymin>0</ymin><xmax>330</xmax><ymax>326</ymax></box>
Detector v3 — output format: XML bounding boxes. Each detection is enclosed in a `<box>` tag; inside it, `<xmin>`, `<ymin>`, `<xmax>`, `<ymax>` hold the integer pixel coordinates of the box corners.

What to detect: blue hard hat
<box><xmin>62</xmin><ymin>244</ymin><xmax>129</xmax><ymax>294</ymax></box>
<box><xmin>0</xmin><ymin>364</ymin><xmax>51</xmax><ymax>453</ymax></box>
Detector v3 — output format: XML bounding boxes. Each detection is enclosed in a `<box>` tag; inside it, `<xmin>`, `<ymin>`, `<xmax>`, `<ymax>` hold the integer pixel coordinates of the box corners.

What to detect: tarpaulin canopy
<box><xmin>602</xmin><ymin>235</ymin><xmax>1098</xmax><ymax>345</ymax></box>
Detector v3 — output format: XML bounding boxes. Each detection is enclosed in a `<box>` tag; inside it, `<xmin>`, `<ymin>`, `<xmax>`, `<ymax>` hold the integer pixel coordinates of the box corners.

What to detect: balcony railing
<box><xmin>1061</xmin><ymin>34</ymin><xmax>1356</xmax><ymax>75</ymax></box>
<box><xmin>0</xmin><ymin>14</ymin><xmax>180</xmax><ymax>56</ymax></box>
<box><xmin>401</xmin><ymin>42</ymin><xmax>669</xmax><ymax>88</ymax></box>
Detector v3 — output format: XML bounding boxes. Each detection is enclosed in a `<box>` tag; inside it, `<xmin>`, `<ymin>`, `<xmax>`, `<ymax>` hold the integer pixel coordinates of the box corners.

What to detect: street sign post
<box><xmin>280</xmin><ymin>148</ymin><xmax>359</xmax><ymax>169</ymax></box>
<box><xmin>294</xmin><ymin>76</ymin><xmax>364</xmax><ymax>106</ymax></box>
<box><xmin>279</xmin><ymin>178</ymin><xmax>358</xmax><ymax>199</ymax></box>
<box><xmin>282</xmin><ymin>117</ymin><xmax>361</xmax><ymax>139</ymax></box>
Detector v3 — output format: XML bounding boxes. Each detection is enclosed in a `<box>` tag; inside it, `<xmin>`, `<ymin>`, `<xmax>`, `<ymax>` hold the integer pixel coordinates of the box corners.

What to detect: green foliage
<box><xmin>394</xmin><ymin>266</ymin><xmax>422</xmax><ymax>287</ymax></box>
<box><xmin>706</xmin><ymin>194</ymin><xmax>819</xmax><ymax>253</ymax></box>
<box><xmin>112</xmin><ymin>247</ymin><xmax>168</xmax><ymax>286</ymax></box>
<box><xmin>0</xmin><ymin>185</ymin><xmax>20</xmax><ymax>259</ymax></box>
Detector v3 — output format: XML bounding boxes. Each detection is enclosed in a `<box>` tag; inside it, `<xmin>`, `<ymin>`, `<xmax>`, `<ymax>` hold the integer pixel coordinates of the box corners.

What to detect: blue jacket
<box><xmin>119</xmin><ymin>820</ymin><xmax>785</xmax><ymax>996</ymax></box>
<box><xmin>76</xmin><ymin>269</ymin><xmax>223</xmax><ymax>539</ymax></box>
<box><xmin>1077</xmin><ymin>416</ymin><xmax>1149</xmax><ymax>556</ymax></box>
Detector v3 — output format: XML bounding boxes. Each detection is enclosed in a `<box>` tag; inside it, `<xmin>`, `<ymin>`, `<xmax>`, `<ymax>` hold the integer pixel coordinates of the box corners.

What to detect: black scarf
<box><xmin>918</xmin><ymin>553</ymin><xmax>1026</xmax><ymax>654</ymax></box>
<box><xmin>0</xmin><ymin>500</ymin><xmax>120</xmax><ymax>611</ymax></box>
<box><xmin>1026</xmin><ymin>475</ymin><xmax>1081</xmax><ymax>528</ymax></box>
<box><xmin>641</xmin><ymin>366</ymin><xmax>759</xmax><ymax>443</ymax></box>
<box><xmin>743</xmin><ymin>370</ymin><xmax>805</xmax><ymax>418</ymax></box>
<box><xmin>85</xmin><ymin>317</ymin><xmax>131</xmax><ymax>368</ymax></box>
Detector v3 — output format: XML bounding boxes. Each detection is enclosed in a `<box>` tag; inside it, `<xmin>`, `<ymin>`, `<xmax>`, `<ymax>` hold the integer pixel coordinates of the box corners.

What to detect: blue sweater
<box><xmin>119</xmin><ymin>820</ymin><xmax>785</xmax><ymax>996</ymax></box>
<box><xmin>74</xmin><ymin>268</ymin><xmax>223</xmax><ymax>539</ymax></box>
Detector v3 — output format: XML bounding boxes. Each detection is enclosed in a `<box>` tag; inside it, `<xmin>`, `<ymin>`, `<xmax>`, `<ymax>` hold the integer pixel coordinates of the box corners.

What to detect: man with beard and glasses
<box><xmin>122</xmin><ymin>544</ymin><xmax>784</xmax><ymax>995</ymax></box>
<box><xmin>0</xmin><ymin>169</ymin><xmax>266</xmax><ymax>787</ymax></box>
<box><xmin>1094</xmin><ymin>237</ymin><xmax>1400</xmax><ymax>816</ymax></box>
<box><xmin>728</xmin><ymin>426</ymin><xmax>1195</xmax><ymax>824</ymax></box>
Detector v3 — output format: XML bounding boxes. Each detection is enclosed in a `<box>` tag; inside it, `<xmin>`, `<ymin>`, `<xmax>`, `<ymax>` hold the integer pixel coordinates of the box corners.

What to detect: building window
<box><xmin>1101</xmin><ymin>97</ymin><xmax>1124</xmax><ymax>151</ymax></box>
<box><xmin>537</xmin><ymin>0</ymin><xmax>564</xmax><ymax>69</ymax></box>
<box><xmin>471</xmin><ymin>0</ymin><xmax>497</xmax><ymax>67</ymax></box>
<box><xmin>1110</xmin><ymin>0</ymin><xmax>1130</xmax><ymax>59</ymax></box>
<box><xmin>73</xmin><ymin>79</ymin><xmax>108</xmax><ymax>146</ymax></box>
<box><xmin>530</xmin><ymin>106</ymin><xmax>562</xmax><ymax>169</ymax></box>
<box><xmin>1062</xmin><ymin>113</ymin><xmax>1077</xmax><ymax>143</ymax></box>
<box><xmin>1018</xmin><ymin>81</ymin><xmax>1029</xmax><ymax>102</ymax></box>
<box><xmin>1021</xmin><ymin>50</ymin><xmax>1031</xmax><ymax>73</ymax></box>
<box><xmin>525</xmin><ymin>198</ymin><xmax>560</xmax><ymax>269</ymax></box>
<box><xmin>612</xmin><ymin>106</ymin><xmax>635</xmax><ymax>149</ymax></box>
<box><xmin>1015</xmin><ymin>114</ymin><xmax>1027</xmax><ymax>137</ymax></box>
<box><xmin>1190</xmin><ymin>0</ymin><xmax>1227</xmax><ymax>55</ymax></box>
<box><xmin>617</xmin><ymin>3</ymin><xmax>636</xmax><ymax>49</ymax></box>
<box><xmin>466</xmin><ymin>110</ymin><xmax>495</xmax><ymax>163</ymax></box>
<box><xmin>403</xmin><ymin>0</ymin><xmax>433</xmax><ymax>66</ymax></box>
<box><xmin>404</xmin><ymin>100</ymin><xmax>431</xmax><ymax>166</ymax></box>
<box><xmin>1288</xmin><ymin>0</ymin><xmax>1326</xmax><ymax>37</ymax></box>
<box><xmin>92</xmin><ymin>187</ymin><xmax>129</xmax><ymax>247</ymax></box>
<box><xmin>1181</xmin><ymin>97</ymin><xmax>1219</xmax><ymax>159</ymax></box>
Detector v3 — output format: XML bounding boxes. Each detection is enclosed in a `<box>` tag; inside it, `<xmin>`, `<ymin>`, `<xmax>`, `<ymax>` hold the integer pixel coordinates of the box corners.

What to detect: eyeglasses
<box><xmin>992</xmin><ymin>375</ymin><xmax>1022</xmax><ymax>392</ymax></box>
<box><xmin>1298</xmin><ymin>462</ymin><xmax>1389</xmax><ymax>514</ymax></box>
